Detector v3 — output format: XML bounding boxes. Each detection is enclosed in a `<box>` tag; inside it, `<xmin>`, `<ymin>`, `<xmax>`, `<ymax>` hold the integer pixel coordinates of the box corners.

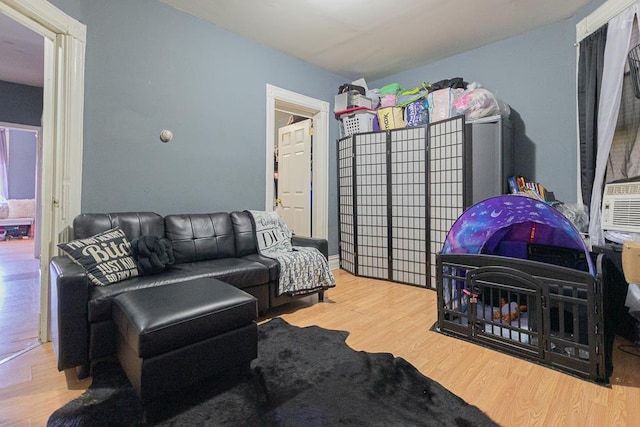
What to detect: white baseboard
<box><xmin>329</xmin><ymin>254</ymin><xmax>340</xmax><ymax>271</ymax></box>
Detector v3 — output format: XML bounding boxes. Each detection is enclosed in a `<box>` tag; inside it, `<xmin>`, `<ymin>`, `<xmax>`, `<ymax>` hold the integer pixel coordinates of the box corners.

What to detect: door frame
<box><xmin>265</xmin><ymin>84</ymin><xmax>330</xmax><ymax>239</ymax></box>
<box><xmin>0</xmin><ymin>0</ymin><xmax>86</xmax><ymax>342</ymax></box>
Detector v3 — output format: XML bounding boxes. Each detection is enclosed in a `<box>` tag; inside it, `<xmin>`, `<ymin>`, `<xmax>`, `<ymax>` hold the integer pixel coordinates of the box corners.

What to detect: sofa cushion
<box><xmin>87</xmin><ymin>257</ymin><xmax>269</xmax><ymax>323</ymax></box>
<box><xmin>242</xmin><ymin>253</ymin><xmax>280</xmax><ymax>282</ymax></box>
<box><xmin>58</xmin><ymin>227</ymin><xmax>139</xmax><ymax>287</ymax></box>
<box><xmin>170</xmin><ymin>258</ymin><xmax>270</xmax><ymax>290</ymax></box>
<box><xmin>88</xmin><ymin>267</ymin><xmax>208</xmax><ymax>322</ymax></box>
<box><xmin>231</xmin><ymin>211</ymin><xmax>259</xmax><ymax>257</ymax></box>
<box><xmin>73</xmin><ymin>212</ymin><xmax>165</xmax><ymax>241</ymax></box>
<box><xmin>165</xmin><ymin>213</ymin><xmax>236</xmax><ymax>263</ymax></box>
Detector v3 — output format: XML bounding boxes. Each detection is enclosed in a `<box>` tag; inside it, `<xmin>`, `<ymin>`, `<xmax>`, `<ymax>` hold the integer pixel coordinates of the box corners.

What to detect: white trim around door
<box><xmin>0</xmin><ymin>0</ymin><xmax>85</xmax><ymax>342</ymax></box>
<box><xmin>265</xmin><ymin>84</ymin><xmax>330</xmax><ymax>240</ymax></box>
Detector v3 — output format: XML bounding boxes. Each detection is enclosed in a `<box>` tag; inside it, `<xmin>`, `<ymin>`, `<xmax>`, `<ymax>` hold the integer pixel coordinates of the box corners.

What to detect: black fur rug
<box><xmin>48</xmin><ymin>318</ymin><xmax>497</xmax><ymax>426</ymax></box>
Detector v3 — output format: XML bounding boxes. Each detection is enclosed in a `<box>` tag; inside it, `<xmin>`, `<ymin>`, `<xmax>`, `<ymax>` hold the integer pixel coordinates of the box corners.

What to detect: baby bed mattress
<box><xmin>458</xmin><ymin>302</ymin><xmax>532</xmax><ymax>344</ymax></box>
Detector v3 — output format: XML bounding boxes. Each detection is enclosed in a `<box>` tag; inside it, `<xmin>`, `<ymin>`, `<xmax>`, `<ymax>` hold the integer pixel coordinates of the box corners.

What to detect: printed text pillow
<box><xmin>249</xmin><ymin>210</ymin><xmax>292</xmax><ymax>253</ymax></box>
<box><xmin>57</xmin><ymin>227</ymin><xmax>139</xmax><ymax>286</ymax></box>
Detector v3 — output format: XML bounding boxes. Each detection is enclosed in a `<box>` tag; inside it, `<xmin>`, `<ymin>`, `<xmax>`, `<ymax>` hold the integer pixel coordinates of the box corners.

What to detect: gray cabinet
<box><xmin>464</xmin><ymin>114</ymin><xmax>513</xmax><ymax>206</ymax></box>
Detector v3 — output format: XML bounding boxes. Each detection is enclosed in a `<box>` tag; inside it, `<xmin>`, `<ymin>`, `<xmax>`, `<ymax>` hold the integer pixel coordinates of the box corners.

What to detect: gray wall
<box><xmin>0</xmin><ymin>81</ymin><xmax>40</xmax><ymax>201</ymax></box>
<box><xmin>371</xmin><ymin>0</ymin><xmax>607</xmax><ymax>203</ymax></box>
<box><xmin>49</xmin><ymin>0</ymin><xmax>609</xmax><ymax>255</ymax></box>
<box><xmin>0</xmin><ymin>81</ymin><xmax>43</xmax><ymax>127</ymax></box>
<box><xmin>7</xmin><ymin>129</ymin><xmax>37</xmax><ymax>199</ymax></box>
<box><xmin>50</xmin><ymin>0</ymin><xmax>344</xmax><ymax>254</ymax></box>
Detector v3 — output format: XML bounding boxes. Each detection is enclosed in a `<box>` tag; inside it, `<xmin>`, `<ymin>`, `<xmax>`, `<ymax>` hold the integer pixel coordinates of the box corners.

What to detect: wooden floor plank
<box><xmin>2</xmin><ymin>264</ymin><xmax>640</xmax><ymax>426</ymax></box>
<box><xmin>0</xmin><ymin>239</ymin><xmax>40</xmax><ymax>362</ymax></box>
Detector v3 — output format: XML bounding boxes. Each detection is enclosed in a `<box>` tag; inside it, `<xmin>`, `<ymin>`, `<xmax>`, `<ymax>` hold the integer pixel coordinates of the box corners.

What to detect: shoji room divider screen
<box><xmin>428</xmin><ymin>116</ymin><xmax>467</xmax><ymax>288</ymax></box>
<box><xmin>338</xmin><ymin>116</ymin><xmax>467</xmax><ymax>288</ymax></box>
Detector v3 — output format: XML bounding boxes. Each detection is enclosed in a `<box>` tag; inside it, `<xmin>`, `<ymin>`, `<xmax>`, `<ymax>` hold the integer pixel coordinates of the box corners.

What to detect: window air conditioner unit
<box><xmin>602</xmin><ymin>179</ymin><xmax>640</xmax><ymax>234</ymax></box>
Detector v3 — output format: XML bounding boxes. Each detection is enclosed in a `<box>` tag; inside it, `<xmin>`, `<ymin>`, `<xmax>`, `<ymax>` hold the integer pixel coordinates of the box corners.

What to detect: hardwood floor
<box><xmin>2</xmin><ymin>269</ymin><xmax>640</xmax><ymax>426</ymax></box>
<box><xmin>0</xmin><ymin>239</ymin><xmax>40</xmax><ymax>363</ymax></box>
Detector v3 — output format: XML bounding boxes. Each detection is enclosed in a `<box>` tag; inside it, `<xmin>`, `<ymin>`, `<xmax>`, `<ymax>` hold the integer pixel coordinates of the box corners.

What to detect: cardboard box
<box><xmin>377</xmin><ymin>107</ymin><xmax>406</xmax><ymax>130</ymax></box>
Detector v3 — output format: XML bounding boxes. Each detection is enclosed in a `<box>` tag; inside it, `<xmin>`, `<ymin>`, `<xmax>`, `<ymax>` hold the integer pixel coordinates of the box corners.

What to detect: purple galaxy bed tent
<box><xmin>435</xmin><ymin>195</ymin><xmax>607</xmax><ymax>383</ymax></box>
<box><xmin>441</xmin><ymin>195</ymin><xmax>595</xmax><ymax>275</ymax></box>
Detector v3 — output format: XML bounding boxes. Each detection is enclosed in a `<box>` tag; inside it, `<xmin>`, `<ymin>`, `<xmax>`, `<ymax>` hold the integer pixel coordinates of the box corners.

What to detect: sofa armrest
<box><xmin>291</xmin><ymin>236</ymin><xmax>328</xmax><ymax>259</ymax></box>
<box><xmin>49</xmin><ymin>255</ymin><xmax>90</xmax><ymax>372</ymax></box>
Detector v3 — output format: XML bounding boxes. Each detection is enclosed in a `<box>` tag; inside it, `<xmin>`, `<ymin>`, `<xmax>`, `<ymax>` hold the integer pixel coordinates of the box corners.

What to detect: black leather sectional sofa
<box><xmin>49</xmin><ymin>211</ymin><xmax>328</xmax><ymax>376</ymax></box>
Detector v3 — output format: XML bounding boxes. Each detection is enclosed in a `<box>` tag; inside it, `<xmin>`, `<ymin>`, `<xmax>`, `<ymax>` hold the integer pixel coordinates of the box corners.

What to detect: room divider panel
<box><xmin>338</xmin><ymin>114</ymin><xmax>510</xmax><ymax>289</ymax></box>
<box><xmin>390</xmin><ymin>128</ymin><xmax>429</xmax><ymax>286</ymax></box>
<box><xmin>338</xmin><ymin>126</ymin><xmax>428</xmax><ymax>287</ymax></box>
<box><xmin>337</xmin><ymin>134</ymin><xmax>356</xmax><ymax>274</ymax></box>
<box><xmin>428</xmin><ymin>116</ymin><xmax>466</xmax><ymax>288</ymax></box>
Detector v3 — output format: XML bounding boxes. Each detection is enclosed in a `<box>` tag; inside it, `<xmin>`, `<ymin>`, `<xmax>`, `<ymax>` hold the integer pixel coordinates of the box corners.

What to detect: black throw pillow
<box><xmin>130</xmin><ymin>235</ymin><xmax>175</xmax><ymax>275</ymax></box>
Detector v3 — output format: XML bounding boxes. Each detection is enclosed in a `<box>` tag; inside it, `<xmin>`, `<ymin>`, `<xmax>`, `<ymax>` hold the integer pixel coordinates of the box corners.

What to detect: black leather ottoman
<box><xmin>112</xmin><ymin>277</ymin><xmax>258</xmax><ymax>402</ymax></box>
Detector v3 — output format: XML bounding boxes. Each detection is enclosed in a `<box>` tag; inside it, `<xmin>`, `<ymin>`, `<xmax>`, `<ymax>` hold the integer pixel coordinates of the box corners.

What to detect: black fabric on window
<box><xmin>578</xmin><ymin>25</ymin><xmax>608</xmax><ymax>207</ymax></box>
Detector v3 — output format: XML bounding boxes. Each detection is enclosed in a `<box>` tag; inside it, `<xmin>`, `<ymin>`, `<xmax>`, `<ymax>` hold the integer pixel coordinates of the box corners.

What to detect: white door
<box><xmin>277</xmin><ymin>119</ymin><xmax>312</xmax><ymax>237</ymax></box>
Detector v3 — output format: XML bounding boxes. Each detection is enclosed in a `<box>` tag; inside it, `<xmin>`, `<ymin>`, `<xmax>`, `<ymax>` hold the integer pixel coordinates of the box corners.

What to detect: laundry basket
<box><xmin>340</xmin><ymin>110</ymin><xmax>376</xmax><ymax>137</ymax></box>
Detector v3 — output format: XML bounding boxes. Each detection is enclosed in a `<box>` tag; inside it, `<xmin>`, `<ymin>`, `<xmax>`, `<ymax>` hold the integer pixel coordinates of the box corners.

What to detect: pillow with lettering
<box><xmin>248</xmin><ymin>210</ymin><xmax>292</xmax><ymax>254</ymax></box>
<box><xmin>57</xmin><ymin>227</ymin><xmax>139</xmax><ymax>286</ymax></box>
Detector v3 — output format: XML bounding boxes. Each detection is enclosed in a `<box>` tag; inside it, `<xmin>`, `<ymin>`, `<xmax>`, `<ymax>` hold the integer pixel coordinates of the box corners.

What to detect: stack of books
<box><xmin>507</xmin><ymin>176</ymin><xmax>555</xmax><ymax>203</ymax></box>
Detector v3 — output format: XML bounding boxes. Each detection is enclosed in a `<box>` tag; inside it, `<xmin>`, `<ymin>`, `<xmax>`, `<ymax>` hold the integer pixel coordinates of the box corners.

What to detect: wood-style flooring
<box><xmin>0</xmin><ymin>239</ymin><xmax>39</xmax><ymax>363</ymax></box>
<box><xmin>2</xmin><ymin>267</ymin><xmax>640</xmax><ymax>426</ymax></box>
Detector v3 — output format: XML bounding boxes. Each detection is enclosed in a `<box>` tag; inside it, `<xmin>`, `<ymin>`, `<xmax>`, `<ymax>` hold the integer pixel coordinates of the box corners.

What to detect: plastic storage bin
<box><xmin>340</xmin><ymin>110</ymin><xmax>376</xmax><ymax>137</ymax></box>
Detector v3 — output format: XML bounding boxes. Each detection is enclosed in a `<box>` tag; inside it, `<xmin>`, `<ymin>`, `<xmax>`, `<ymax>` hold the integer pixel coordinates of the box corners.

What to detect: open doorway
<box><xmin>265</xmin><ymin>84</ymin><xmax>330</xmax><ymax>240</ymax></box>
<box><xmin>0</xmin><ymin>124</ymin><xmax>41</xmax><ymax>362</ymax></box>
<box><xmin>0</xmin><ymin>1</ymin><xmax>86</xmax><ymax>347</ymax></box>
<box><xmin>0</xmin><ymin>9</ymin><xmax>43</xmax><ymax>362</ymax></box>
<box><xmin>0</xmin><ymin>124</ymin><xmax>40</xmax><ymax>245</ymax></box>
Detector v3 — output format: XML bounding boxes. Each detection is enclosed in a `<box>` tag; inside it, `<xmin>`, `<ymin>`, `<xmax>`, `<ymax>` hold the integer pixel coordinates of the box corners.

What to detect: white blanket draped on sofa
<box><xmin>248</xmin><ymin>210</ymin><xmax>335</xmax><ymax>296</ymax></box>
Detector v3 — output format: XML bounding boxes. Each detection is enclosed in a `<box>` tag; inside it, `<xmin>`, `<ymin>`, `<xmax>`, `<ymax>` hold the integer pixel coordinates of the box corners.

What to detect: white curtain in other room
<box><xmin>589</xmin><ymin>3</ymin><xmax>640</xmax><ymax>246</ymax></box>
<box><xmin>0</xmin><ymin>128</ymin><xmax>8</xmax><ymax>201</ymax></box>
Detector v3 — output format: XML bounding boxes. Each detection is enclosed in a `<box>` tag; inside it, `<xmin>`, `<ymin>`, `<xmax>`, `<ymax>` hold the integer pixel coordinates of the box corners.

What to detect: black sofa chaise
<box><xmin>50</xmin><ymin>210</ymin><xmax>328</xmax><ymax>377</ymax></box>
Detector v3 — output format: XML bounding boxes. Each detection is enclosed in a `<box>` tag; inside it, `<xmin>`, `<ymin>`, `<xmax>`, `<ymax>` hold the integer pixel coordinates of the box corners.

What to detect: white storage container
<box><xmin>340</xmin><ymin>111</ymin><xmax>376</xmax><ymax>137</ymax></box>
<box><xmin>335</xmin><ymin>92</ymin><xmax>372</xmax><ymax>113</ymax></box>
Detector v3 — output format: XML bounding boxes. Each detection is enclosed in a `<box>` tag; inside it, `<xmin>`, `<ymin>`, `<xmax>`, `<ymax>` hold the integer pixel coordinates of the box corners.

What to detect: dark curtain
<box><xmin>578</xmin><ymin>25</ymin><xmax>607</xmax><ymax>207</ymax></box>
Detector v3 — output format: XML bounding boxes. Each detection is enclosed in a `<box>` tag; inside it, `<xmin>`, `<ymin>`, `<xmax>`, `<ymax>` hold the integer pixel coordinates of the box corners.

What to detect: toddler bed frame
<box><xmin>436</xmin><ymin>252</ymin><xmax>607</xmax><ymax>383</ymax></box>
